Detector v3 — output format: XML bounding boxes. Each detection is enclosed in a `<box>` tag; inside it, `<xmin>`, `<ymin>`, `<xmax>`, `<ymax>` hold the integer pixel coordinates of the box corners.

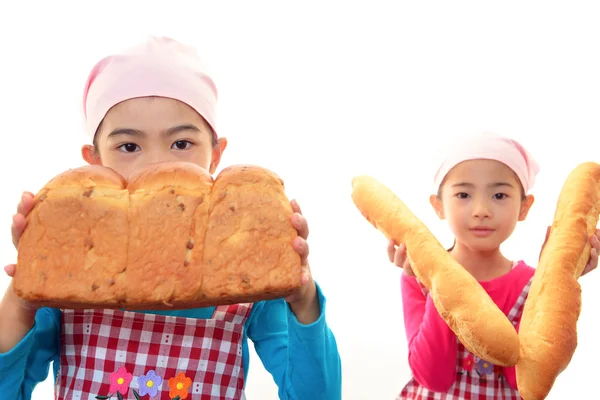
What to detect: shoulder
<box><xmin>512</xmin><ymin>260</ymin><xmax>536</xmax><ymax>282</ymax></box>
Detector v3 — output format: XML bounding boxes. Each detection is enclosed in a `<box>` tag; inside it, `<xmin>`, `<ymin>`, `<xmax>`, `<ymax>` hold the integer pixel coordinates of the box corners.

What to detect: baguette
<box><xmin>516</xmin><ymin>161</ymin><xmax>600</xmax><ymax>400</ymax></box>
<box><xmin>13</xmin><ymin>162</ymin><xmax>302</xmax><ymax>309</ymax></box>
<box><xmin>351</xmin><ymin>175</ymin><xmax>520</xmax><ymax>366</ymax></box>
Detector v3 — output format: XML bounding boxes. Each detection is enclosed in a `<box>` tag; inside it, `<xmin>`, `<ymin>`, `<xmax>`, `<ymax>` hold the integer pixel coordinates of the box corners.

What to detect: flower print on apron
<box><xmin>55</xmin><ymin>303</ymin><xmax>252</xmax><ymax>400</ymax></box>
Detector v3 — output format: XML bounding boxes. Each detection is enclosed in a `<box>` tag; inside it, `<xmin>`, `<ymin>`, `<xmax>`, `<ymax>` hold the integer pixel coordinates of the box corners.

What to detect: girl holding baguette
<box><xmin>388</xmin><ymin>132</ymin><xmax>599</xmax><ymax>399</ymax></box>
<box><xmin>0</xmin><ymin>36</ymin><xmax>342</xmax><ymax>400</ymax></box>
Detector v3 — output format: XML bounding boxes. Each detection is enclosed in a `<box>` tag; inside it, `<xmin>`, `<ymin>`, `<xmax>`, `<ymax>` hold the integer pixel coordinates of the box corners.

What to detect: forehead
<box><xmin>101</xmin><ymin>97</ymin><xmax>208</xmax><ymax>133</ymax></box>
<box><xmin>445</xmin><ymin>159</ymin><xmax>520</xmax><ymax>185</ymax></box>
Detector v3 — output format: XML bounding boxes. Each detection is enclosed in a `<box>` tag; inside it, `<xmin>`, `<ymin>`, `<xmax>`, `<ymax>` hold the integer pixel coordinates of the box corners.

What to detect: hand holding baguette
<box><xmin>351</xmin><ymin>176</ymin><xmax>520</xmax><ymax>367</ymax></box>
<box><xmin>516</xmin><ymin>161</ymin><xmax>600</xmax><ymax>400</ymax></box>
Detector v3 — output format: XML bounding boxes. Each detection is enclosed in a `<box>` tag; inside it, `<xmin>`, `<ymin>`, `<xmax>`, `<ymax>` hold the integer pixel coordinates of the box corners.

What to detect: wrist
<box><xmin>288</xmin><ymin>282</ymin><xmax>319</xmax><ymax>325</ymax></box>
<box><xmin>2</xmin><ymin>283</ymin><xmax>36</xmax><ymax>324</ymax></box>
<box><xmin>0</xmin><ymin>284</ymin><xmax>36</xmax><ymax>353</ymax></box>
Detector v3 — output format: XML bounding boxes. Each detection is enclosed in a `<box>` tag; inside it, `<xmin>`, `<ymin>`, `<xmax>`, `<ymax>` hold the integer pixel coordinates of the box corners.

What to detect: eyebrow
<box><xmin>451</xmin><ymin>182</ymin><xmax>516</xmax><ymax>189</ymax></box>
<box><xmin>106</xmin><ymin>124</ymin><xmax>201</xmax><ymax>139</ymax></box>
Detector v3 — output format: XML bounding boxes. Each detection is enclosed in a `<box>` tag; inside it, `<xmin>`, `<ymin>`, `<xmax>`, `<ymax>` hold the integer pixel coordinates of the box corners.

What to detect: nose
<box><xmin>144</xmin><ymin>149</ymin><xmax>179</xmax><ymax>166</ymax></box>
<box><xmin>472</xmin><ymin>197</ymin><xmax>492</xmax><ymax>219</ymax></box>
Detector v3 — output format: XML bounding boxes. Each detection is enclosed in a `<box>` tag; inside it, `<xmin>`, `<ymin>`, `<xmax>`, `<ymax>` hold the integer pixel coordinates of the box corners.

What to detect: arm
<box><xmin>247</xmin><ymin>281</ymin><xmax>342</xmax><ymax>400</ymax></box>
<box><xmin>0</xmin><ymin>306</ymin><xmax>61</xmax><ymax>399</ymax></box>
<box><xmin>401</xmin><ymin>272</ymin><xmax>457</xmax><ymax>392</ymax></box>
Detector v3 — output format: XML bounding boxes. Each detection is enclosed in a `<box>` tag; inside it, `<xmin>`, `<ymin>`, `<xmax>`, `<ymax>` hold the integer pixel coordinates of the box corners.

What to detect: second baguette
<box><xmin>351</xmin><ymin>175</ymin><xmax>520</xmax><ymax>367</ymax></box>
<box><xmin>516</xmin><ymin>161</ymin><xmax>600</xmax><ymax>400</ymax></box>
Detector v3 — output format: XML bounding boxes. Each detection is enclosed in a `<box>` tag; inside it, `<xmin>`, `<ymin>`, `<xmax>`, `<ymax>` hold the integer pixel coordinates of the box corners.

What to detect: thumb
<box><xmin>4</xmin><ymin>264</ymin><xmax>16</xmax><ymax>277</ymax></box>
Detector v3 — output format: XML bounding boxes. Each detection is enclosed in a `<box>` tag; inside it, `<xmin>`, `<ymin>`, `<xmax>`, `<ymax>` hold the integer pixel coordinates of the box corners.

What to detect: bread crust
<box><xmin>13</xmin><ymin>162</ymin><xmax>302</xmax><ymax>309</ymax></box>
<box><xmin>351</xmin><ymin>175</ymin><xmax>520</xmax><ymax>366</ymax></box>
<box><xmin>516</xmin><ymin>162</ymin><xmax>600</xmax><ymax>400</ymax></box>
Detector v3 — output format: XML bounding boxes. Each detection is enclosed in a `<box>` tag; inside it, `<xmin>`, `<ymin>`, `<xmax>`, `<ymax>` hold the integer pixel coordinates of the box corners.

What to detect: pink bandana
<box><xmin>433</xmin><ymin>132</ymin><xmax>540</xmax><ymax>193</ymax></box>
<box><xmin>82</xmin><ymin>36</ymin><xmax>218</xmax><ymax>140</ymax></box>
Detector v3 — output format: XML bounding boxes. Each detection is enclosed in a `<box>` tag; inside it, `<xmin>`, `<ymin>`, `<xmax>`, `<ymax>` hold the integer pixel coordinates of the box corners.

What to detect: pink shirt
<box><xmin>400</xmin><ymin>261</ymin><xmax>535</xmax><ymax>392</ymax></box>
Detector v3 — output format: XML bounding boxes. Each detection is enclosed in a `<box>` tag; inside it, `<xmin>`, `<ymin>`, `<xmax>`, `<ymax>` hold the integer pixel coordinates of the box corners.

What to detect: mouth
<box><xmin>470</xmin><ymin>227</ymin><xmax>495</xmax><ymax>236</ymax></box>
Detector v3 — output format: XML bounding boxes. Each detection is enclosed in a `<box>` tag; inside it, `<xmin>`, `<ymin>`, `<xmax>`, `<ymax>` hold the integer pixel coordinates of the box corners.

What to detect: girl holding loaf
<box><xmin>388</xmin><ymin>132</ymin><xmax>599</xmax><ymax>399</ymax></box>
<box><xmin>0</xmin><ymin>37</ymin><xmax>342</xmax><ymax>400</ymax></box>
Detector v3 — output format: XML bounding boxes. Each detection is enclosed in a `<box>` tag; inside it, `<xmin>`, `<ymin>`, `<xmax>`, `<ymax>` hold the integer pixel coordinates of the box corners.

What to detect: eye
<box><xmin>456</xmin><ymin>192</ymin><xmax>469</xmax><ymax>199</ymax></box>
<box><xmin>172</xmin><ymin>140</ymin><xmax>193</xmax><ymax>150</ymax></box>
<box><xmin>117</xmin><ymin>143</ymin><xmax>140</xmax><ymax>153</ymax></box>
<box><xmin>494</xmin><ymin>193</ymin><xmax>508</xmax><ymax>200</ymax></box>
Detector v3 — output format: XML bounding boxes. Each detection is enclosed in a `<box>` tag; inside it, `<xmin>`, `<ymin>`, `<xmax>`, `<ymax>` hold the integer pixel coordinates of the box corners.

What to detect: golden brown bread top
<box><xmin>516</xmin><ymin>161</ymin><xmax>600</xmax><ymax>400</ymax></box>
<box><xmin>44</xmin><ymin>165</ymin><xmax>126</xmax><ymax>190</ymax></box>
<box><xmin>128</xmin><ymin>161</ymin><xmax>214</xmax><ymax>193</ymax></box>
<box><xmin>216</xmin><ymin>164</ymin><xmax>286</xmax><ymax>187</ymax></box>
<box><xmin>351</xmin><ymin>175</ymin><xmax>520</xmax><ymax>367</ymax></box>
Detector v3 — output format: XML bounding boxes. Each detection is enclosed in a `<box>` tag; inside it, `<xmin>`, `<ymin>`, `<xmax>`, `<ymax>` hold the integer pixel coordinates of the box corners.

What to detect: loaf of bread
<box><xmin>13</xmin><ymin>162</ymin><xmax>302</xmax><ymax>309</ymax></box>
<box><xmin>516</xmin><ymin>161</ymin><xmax>600</xmax><ymax>400</ymax></box>
<box><xmin>351</xmin><ymin>175</ymin><xmax>520</xmax><ymax>367</ymax></box>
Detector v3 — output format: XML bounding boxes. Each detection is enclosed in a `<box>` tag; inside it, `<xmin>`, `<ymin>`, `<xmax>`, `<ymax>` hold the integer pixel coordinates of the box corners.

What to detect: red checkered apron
<box><xmin>55</xmin><ymin>304</ymin><xmax>252</xmax><ymax>400</ymax></box>
<box><xmin>397</xmin><ymin>276</ymin><xmax>533</xmax><ymax>400</ymax></box>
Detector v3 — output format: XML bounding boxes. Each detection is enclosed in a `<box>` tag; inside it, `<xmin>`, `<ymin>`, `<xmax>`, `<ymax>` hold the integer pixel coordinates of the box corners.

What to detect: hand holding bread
<box><xmin>4</xmin><ymin>192</ymin><xmax>36</xmax><ymax>279</ymax></box>
<box><xmin>387</xmin><ymin>240</ymin><xmax>415</xmax><ymax>277</ymax></box>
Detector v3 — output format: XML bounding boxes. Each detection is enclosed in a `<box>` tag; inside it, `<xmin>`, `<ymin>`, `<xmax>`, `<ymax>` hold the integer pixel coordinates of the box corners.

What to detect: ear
<box><xmin>429</xmin><ymin>194</ymin><xmax>445</xmax><ymax>220</ymax></box>
<box><xmin>81</xmin><ymin>145</ymin><xmax>102</xmax><ymax>165</ymax></box>
<box><xmin>209</xmin><ymin>137</ymin><xmax>228</xmax><ymax>175</ymax></box>
<box><xmin>518</xmin><ymin>194</ymin><xmax>535</xmax><ymax>221</ymax></box>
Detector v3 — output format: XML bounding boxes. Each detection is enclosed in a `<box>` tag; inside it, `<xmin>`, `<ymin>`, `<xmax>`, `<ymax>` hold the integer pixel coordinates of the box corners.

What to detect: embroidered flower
<box><xmin>168</xmin><ymin>372</ymin><xmax>192</xmax><ymax>399</ymax></box>
<box><xmin>475</xmin><ymin>358</ymin><xmax>494</xmax><ymax>375</ymax></box>
<box><xmin>137</xmin><ymin>370</ymin><xmax>163</xmax><ymax>398</ymax></box>
<box><xmin>462</xmin><ymin>353</ymin><xmax>475</xmax><ymax>372</ymax></box>
<box><xmin>109</xmin><ymin>366</ymin><xmax>133</xmax><ymax>395</ymax></box>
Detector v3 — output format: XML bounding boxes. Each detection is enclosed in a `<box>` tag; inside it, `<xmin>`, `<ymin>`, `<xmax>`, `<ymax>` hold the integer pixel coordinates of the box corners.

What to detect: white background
<box><xmin>0</xmin><ymin>1</ymin><xmax>599</xmax><ymax>399</ymax></box>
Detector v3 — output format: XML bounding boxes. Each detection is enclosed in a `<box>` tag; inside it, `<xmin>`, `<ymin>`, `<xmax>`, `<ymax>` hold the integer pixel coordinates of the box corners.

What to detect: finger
<box><xmin>590</xmin><ymin>233</ymin><xmax>600</xmax><ymax>249</ymax></box>
<box><xmin>293</xmin><ymin>236</ymin><xmax>310</xmax><ymax>263</ymax></box>
<box><xmin>21</xmin><ymin>192</ymin><xmax>35</xmax><ymax>214</ymax></box>
<box><xmin>393</xmin><ymin>244</ymin><xmax>407</xmax><ymax>267</ymax></box>
<box><xmin>404</xmin><ymin>259</ymin><xmax>415</xmax><ymax>276</ymax></box>
<box><xmin>300</xmin><ymin>264</ymin><xmax>310</xmax><ymax>285</ymax></box>
<box><xmin>290</xmin><ymin>199</ymin><xmax>302</xmax><ymax>215</ymax></box>
<box><xmin>16</xmin><ymin>192</ymin><xmax>34</xmax><ymax>215</ymax></box>
<box><xmin>582</xmin><ymin>248</ymin><xmax>598</xmax><ymax>276</ymax></box>
<box><xmin>387</xmin><ymin>239</ymin><xmax>397</xmax><ymax>262</ymax></box>
<box><xmin>291</xmin><ymin>213</ymin><xmax>309</xmax><ymax>239</ymax></box>
<box><xmin>539</xmin><ymin>226</ymin><xmax>552</xmax><ymax>261</ymax></box>
<box><xmin>4</xmin><ymin>264</ymin><xmax>16</xmax><ymax>277</ymax></box>
<box><xmin>11</xmin><ymin>214</ymin><xmax>27</xmax><ymax>248</ymax></box>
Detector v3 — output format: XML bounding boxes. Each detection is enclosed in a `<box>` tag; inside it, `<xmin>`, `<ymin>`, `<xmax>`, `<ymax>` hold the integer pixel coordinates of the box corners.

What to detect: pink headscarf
<box><xmin>82</xmin><ymin>36</ymin><xmax>218</xmax><ymax>140</ymax></box>
<box><xmin>433</xmin><ymin>132</ymin><xmax>540</xmax><ymax>194</ymax></box>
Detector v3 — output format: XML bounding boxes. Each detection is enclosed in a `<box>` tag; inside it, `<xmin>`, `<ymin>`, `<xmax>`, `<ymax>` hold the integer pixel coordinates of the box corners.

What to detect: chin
<box><xmin>461</xmin><ymin>238</ymin><xmax>503</xmax><ymax>253</ymax></box>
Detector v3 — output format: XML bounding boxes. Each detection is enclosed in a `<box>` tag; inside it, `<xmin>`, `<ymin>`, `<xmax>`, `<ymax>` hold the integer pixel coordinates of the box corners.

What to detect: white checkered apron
<box><xmin>397</xmin><ymin>276</ymin><xmax>533</xmax><ymax>400</ymax></box>
<box><xmin>55</xmin><ymin>304</ymin><xmax>252</xmax><ymax>400</ymax></box>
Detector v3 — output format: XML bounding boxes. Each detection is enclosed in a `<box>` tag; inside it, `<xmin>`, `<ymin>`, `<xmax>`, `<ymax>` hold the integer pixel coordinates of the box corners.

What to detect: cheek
<box><xmin>443</xmin><ymin>200</ymin><xmax>467</xmax><ymax>220</ymax></box>
<box><xmin>181</xmin><ymin>147</ymin><xmax>213</xmax><ymax>170</ymax></box>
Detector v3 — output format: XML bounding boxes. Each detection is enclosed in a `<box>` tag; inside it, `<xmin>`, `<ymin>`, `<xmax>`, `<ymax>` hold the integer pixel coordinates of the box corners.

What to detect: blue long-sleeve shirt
<box><xmin>0</xmin><ymin>282</ymin><xmax>341</xmax><ymax>399</ymax></box>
